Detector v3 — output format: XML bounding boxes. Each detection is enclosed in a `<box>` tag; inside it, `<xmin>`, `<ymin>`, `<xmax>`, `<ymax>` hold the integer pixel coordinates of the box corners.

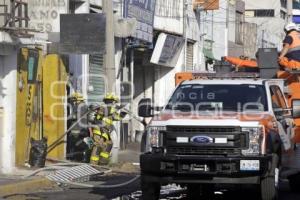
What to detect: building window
<box><xmin>245</xmin><ymin>9</ymin><xmax>275</xmax><ymax>17</ymax></box>
<box><xmin>281</xmin><ymin>0</ymin><xmax>287</xmax><ymax>8</ymax></box>
<box><xmin>280</xmin><ymin>10</ymin><xmax>287</xmax><ymax>19</ymax></box>
<box><xmin>236</xmin><ymin>11</ymin><xmax>244</xmax><ymax>45</ymax></box>
<box><xmin>294</xmin><ymin>0</ymin><xmax>300</xmax><ymax>9</ymax></box>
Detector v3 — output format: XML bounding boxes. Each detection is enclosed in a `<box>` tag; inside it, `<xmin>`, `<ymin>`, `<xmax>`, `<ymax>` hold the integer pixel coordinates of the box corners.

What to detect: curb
<box><xmin>0</xmin><ymin>178</ymin><xmax>56</xmax><ymax>197</ymax></box>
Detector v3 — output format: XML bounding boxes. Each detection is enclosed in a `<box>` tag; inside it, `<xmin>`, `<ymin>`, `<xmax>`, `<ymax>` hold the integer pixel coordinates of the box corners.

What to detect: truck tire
<box><xmin>288</xmin><ymin>173</ymin><xmax>300</xmax><ymax>193</ymax></box>
<box><xmin>260</xmin><ymin>154</ymin><xmax>278</xmax><ymax>200</ymax></box>
<box><xmin>141</xmin><ymin>176</ymin><xmax>160</xmax><ymax>200</ymax></box>
<box><xmin>261</xmin><ymin>175</ymin><xmax>277</xmax><ymax>200</ymax></box>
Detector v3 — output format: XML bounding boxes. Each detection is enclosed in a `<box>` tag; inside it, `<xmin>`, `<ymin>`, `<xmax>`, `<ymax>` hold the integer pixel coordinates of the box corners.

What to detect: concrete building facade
<box><xmin>131</xmin><ymin>0</ymin><xmax>203</xmax><ymax>139</ymax></box>
<box><xmin>0</xmin><ymin>43</ymin><xmax>18</xmax><ymax>173</ymax></box>
<box><xmin>244</xmin><ymin>0</ymin><xmax>287</xmax><ymax>51</ymax></box>
<box><xmin>0</xmin><ymin>0</ymin><xmax>68</xmax><ymax>173</ymax></box>
<box><xmin>198</xmin><ymin>0</ymin><xmax>258</xmax><ymax>65</ymax></box>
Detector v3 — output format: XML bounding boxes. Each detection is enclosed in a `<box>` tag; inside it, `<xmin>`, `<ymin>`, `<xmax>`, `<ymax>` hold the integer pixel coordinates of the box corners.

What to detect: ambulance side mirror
<box><xmin>138</xmin><ymin>98</ymin><xmax>153</xmax><ymax>118</ymax></box>
<box><xmin>292</xmin><ymin>99</ymin><xmax>300</xmax><ymax>118</ymax></box>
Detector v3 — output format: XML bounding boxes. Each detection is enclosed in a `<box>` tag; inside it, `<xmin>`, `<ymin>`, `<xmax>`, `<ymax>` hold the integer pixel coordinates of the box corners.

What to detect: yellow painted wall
<box><xmin>43</xmin><ymin>54</ymin><xmax>67</xmax><ymax>159</ymax></box>
<box><xmin>16</xmin><ymin>49</ymin><xmax>67</xmax><ymax>165</ymax></box>
<box><xmin>16</xmin><ymin>48</ymin><xmax>43</xmax><ymax>165</ymax></box>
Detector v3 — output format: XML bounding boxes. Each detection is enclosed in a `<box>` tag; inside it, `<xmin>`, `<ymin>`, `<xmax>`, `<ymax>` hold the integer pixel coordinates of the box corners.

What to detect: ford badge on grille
<box><xmin>191</xmin><ymin>136</ymin><xmax>213</xmax><ymax>144</ymax></box>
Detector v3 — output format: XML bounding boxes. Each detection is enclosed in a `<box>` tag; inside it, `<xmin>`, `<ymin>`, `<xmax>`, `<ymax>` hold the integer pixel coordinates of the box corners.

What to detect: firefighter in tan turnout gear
<box><xmin>89</xmin><ymin>93</ymin><xmax>127</xmax><ymax>165</ymax></box>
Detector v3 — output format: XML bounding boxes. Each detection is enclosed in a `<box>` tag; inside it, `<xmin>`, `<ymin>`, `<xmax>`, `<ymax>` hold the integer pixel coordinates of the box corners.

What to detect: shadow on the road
<box><xmin>2</xmin><ymin>193</ymin><xmax>42</xmax><ymax>200</ymax></box>
<box><xmin>20</xmin><ymin>177</ymin><xmax>300</xmax><ymax>200</ymax></box>
<box><xmin>89</xmin><ymin>173</ymin><xmax>141</xmax><ymax>199</ymax></box>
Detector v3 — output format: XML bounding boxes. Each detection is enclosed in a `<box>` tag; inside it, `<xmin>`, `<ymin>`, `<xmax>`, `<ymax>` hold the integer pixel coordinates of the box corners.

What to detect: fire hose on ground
<box><xmin>52</xmin><ymin>175</ymin><xmax>141</xmax><ymax>189</ymax></box>
<box><xmin>26</xmin><ymin>105</ymin><xmax>144</xmax><ymax>188</ymax></box>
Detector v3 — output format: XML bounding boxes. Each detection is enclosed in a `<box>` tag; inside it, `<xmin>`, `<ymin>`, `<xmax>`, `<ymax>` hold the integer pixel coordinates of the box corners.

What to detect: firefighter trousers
<box><xmin>90</xmin><ymin>131</ymin><xmax>113</xmax><ymax>165</ymax></box>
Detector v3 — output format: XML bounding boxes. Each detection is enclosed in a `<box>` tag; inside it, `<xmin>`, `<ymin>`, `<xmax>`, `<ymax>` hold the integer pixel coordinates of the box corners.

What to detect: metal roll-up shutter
<box><xmin>88</xmin><ymin>54</ymin><xmax>105</xmax><ymax>103</ymax></box>
<box><xmin>186</xmin><ymin>42</ymin><xmax>194</xmax><ymax>71</ymax></box>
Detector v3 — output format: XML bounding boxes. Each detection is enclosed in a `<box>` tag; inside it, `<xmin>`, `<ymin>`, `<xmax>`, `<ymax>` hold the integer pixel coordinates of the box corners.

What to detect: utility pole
<box><xmin>262</xmin><ymin>30</ymin><xmax>265</xmax><ymax>48</ymax></box>
<box><xmin>103</xmin><ymin>0</ymin><xmax>118</xmax><ymax>163</ymax></box>
<box><xmin>103</xmin><ymin>0</ymin><xmax>115</xmax><ymax>93</ymax></box>
<box><xmin>183</xmin><ymin>0</ymin><xmax>188</xmax><ymax>71</ymax></box>
<box><xmin>287</xmin><ymin>0</ymin><xmax>293</xmax><ymax>22</ymax></box>
<box><xmin>224</xmin><ymin>0</ymin><xmax>229</xmax><ymax>57</ymax></box>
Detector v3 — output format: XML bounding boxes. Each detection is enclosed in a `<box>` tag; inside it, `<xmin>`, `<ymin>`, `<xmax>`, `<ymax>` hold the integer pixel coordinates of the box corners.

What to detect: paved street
<box><xmin>2</xmin><ymin>175</ymin><xmax>299</xmax><ymax>200</ymax></box>
<box><xmin>2</xmin><ymin>144</ymin><xmax>300</xmax><ymax>200</ymax></box>
<box><xmin>35</xmin><ymin>182</ymin><xmax>300</xmax><ymax>200</ymax></box>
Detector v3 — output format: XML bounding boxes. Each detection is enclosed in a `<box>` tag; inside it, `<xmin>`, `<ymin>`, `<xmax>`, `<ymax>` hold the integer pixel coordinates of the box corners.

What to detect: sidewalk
<box><xmin>118</xmin><ymin>142</ymin><xmax>140</xmax><ymax>164</ymax></box>
<box><xmin>0</xmin><ymin>142</ymin><xmax>141</xmax><ymax>198</ymax></box>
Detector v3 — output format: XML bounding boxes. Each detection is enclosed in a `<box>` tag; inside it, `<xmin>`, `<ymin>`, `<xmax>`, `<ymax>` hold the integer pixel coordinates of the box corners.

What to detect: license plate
<box><xmin>240</xmin><ymin>160</ymin><xmax>260</xmax><ymax>171</ymax></box>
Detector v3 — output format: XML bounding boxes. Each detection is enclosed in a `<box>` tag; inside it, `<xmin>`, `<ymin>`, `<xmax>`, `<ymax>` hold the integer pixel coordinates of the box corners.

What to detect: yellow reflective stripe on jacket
<box><xmin>91</xmin><ymin>156</ymin><xmax>100</xmax><ymax>161</ymax></box>
<box><xmin>101</xmin><ymin>133</ymin><xmax>109</xmax><ymax>140</ymax></box>
<box><xmin>113</xmin><ymin>113</ymin><xmax>122</xmax><ymax>121</ymax></box>
<box><xmin>100</xmin><ymin>152</ymin><xmax>109</xmax><ymax>159</ymax></box>
<box><xmin>110</xmin><ymin>107</ymin><xmax>122</xmax><ymax>121</ymax></box>
<box><xmin>110</xmin><ymin>107</ymin><xmax>116</xmax><ymax>113</ymax></box>
<box><xmin>103</xmin><ymin>117</ymin><xmax>113</xmax><ymax>126</ymax></box>
<box><xmin>93</xmin><ymin>129</ymin><xmax>101</xmax><ymax>135</ymax></box>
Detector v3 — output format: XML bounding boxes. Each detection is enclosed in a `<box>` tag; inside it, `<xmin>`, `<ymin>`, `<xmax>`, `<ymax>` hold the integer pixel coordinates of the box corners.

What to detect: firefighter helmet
<box><xmin>71</xmin><ymin>92</ymin><xmax>84</xmax><ymax>101</ymax></box>
<box><xmin>89</xmin><ymin>103</ymin><xmax>100</xmax><ymax>110</ymax></box>
<box><xmin>284</xmin><ymin>22</ymin><xmax>297</xmax><ymax>32</ymax></box>
<box><xmin>103</xmin><ymin>93</ymin><xmax>119</xmax><ymax>103</ymax></box>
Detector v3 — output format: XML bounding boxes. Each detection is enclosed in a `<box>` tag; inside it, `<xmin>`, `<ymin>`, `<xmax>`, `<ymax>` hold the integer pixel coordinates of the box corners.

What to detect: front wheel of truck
<box><xmin>288</xmin><ymin>173</ymin><xmax>300</xmax><ymax>193</ymax></box>
<box><xmin>141</xmin><ymin>176</ymin><xmax>160</xmax><ymax>200</ymax></box>
<box><xmin>260</xmin><ymin>175</ymin><xmax>277</xmax><ymax>200</ymax></box>
<box><xmin>260</xmin><ymin>154</ymin><xmax>278</xmax><ymax>200</ymax></box>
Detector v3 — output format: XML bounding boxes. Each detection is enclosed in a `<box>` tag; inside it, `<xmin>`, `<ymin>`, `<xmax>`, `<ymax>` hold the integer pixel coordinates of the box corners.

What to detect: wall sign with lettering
<box><xmin>28</xmin><ymin>0</ymin><xmax>69</xmax><ymax>33</ymax></box>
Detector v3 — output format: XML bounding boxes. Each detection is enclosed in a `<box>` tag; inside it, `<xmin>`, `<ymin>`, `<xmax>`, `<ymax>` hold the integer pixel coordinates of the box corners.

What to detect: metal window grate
<box><xmin>186</xmin><ymin>42</ymin><xmax>194</xmax><ymax>71</ymax></box>
<box><xmin>88</xmin><ymin>54</ymin><xmax>105</xmax><ymax>104</ymax></box>
<box><xmin>47</xmin><ymin>164</ymin><xmax>103</xmax><ymax>183</ymax></box>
